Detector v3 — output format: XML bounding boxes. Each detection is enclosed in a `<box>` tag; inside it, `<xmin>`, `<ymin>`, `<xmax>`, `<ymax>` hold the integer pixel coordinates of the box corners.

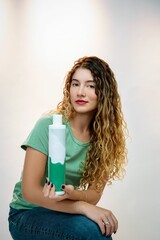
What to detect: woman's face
<box><xmin>70</xmin><ymin>68</ymin><xmax>98</xmax><ymax>115</ymax></box>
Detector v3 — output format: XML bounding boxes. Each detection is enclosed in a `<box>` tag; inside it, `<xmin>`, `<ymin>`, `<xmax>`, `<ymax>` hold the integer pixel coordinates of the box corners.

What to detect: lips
<box><xmin>75</xmin><ymin>100</ymin><xmax>88</xmax><ymax>105</ymax></box>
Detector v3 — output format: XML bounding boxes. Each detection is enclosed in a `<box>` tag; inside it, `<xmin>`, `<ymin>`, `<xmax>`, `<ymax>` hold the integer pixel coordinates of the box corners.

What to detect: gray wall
<box><xmin>1</xmin><ymin>0</ymin><xmax>160</xmax><ymax>239</ymax></box>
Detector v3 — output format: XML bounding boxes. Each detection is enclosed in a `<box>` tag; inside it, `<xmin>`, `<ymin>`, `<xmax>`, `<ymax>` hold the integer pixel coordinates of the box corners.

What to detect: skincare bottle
<box><xmin>48</xmin><ymin>114</ymin><xmax>66</xmax><ymax>195</ymax></box>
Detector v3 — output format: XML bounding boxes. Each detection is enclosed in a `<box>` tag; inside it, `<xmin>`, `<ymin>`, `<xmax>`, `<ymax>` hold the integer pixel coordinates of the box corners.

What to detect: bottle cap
<box><xmin>53</xmin><ymin>114</ymin><xmax>62</xmax><ymax>125</ymax></box>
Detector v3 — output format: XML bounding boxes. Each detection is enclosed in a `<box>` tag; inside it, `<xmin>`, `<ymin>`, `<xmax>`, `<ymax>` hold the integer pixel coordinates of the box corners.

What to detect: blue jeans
<box><xmin>8</xmin><ymin>207</ymin><xmax>112</xmax><ymax>240</ymax></box>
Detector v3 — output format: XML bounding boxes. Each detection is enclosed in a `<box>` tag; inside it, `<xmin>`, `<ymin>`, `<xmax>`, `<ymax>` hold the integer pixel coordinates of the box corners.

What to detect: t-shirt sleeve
<box><xmin>21</xmin><ymin>115</ymin><xmax>52</xmax><ymax>156</ymax></box>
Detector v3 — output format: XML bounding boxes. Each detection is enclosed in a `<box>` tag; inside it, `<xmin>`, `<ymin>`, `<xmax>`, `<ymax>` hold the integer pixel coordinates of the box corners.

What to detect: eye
<box><xmin>87</xmin><ymin>84</ymin><xmax>95</xmax><ymax>88</ymax></box>
<box><xmin>71</xmin><ymin>79</ymin><xmax>79</xmax><ymax>87</ymax></box>
<box><xmin>71</xmin><ymin>82</ymin><xmax>79</xmax><ymax>87</ymax></box>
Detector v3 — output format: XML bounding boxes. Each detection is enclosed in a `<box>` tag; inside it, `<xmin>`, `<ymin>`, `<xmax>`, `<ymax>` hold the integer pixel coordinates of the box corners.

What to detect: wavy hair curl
<box><xmin>57</xmin><ymin>56</ymin><xmax>128</xmax><ymax>191</ymax></box>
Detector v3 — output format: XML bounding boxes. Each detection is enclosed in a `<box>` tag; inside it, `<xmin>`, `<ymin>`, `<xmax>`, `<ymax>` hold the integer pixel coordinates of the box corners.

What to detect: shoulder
<box><xmin>34</xmin><ymin>114</ymin><xmax>53</xmax><ymax>129</ymax></box>
<box><xmin>21</xmin><ymin>114</ymin><xmax>53</xmax><ymax>153</ymax></box>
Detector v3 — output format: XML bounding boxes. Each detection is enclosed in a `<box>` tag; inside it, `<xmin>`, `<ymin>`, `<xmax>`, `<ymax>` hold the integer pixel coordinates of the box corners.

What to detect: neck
<box><xmin>69</xmin><ymin>113</ymin><xmax>93</xmax><ymax>133</ymax></box>
<box><xmin>69</xmin><ymin>113</ymin><xmax>94</xmax><ymax>142</ymax></box>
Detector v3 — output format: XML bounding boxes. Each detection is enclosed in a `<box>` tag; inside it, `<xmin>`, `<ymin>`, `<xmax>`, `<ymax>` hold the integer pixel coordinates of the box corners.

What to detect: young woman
<box><xmin>8</xmin><ymin>56</ymin><xmax>127</xmax><ymax>240</ymax></box>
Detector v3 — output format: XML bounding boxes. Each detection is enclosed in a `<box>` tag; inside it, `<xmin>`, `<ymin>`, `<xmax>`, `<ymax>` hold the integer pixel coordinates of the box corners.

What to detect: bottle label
<box><xmin>49</xmin><ymin>128</ymin><xmax>66</xmax><ymax>164</ymax></box>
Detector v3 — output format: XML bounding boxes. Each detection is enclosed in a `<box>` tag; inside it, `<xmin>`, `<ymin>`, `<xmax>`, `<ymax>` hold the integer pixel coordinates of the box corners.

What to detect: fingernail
<box><xmin>45</xmin><ymin>178</ymin><xmax>48</xmax><ymax>184</ymax></box>
<box><xmin>51</xmin><ymin>183</ymin><xmax>54</xmax><ymax>188</ymax></box>
<box><xmin>61</xmin><ymin>184</ymin><xmax>65</xmax><ymax>190</ymax></box>
<box><xmin>47</xmin><ymin>181</ymin><xmax>50</xmax><ymax>185</ymax></box>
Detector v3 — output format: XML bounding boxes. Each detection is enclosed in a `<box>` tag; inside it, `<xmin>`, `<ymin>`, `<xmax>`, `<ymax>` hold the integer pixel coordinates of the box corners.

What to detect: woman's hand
<box><xmin>80</xmin><ymin>202</ymin><xmax>118</xmax><ymax>237</ymax></box>
<box><xmin>42</xmin><ymin>178</ymin><xmax>74</xmax><ymax>201</ymax></box>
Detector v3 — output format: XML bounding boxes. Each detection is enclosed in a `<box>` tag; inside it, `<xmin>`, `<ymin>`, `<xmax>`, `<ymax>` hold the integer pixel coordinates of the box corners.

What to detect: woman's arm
<box><xmin>22</xmin><ymin>147</ymin><xmax>82</xmax><ymax>214</ymax></box>
<box><xmin>22</xmin><ymin>147</ymin><xmax>118</xmax><ymax>236</ymax></box>
<box><xmin>22</xmin><ymin>147</ymin><xmax>100</xmax><ymax>211</ymax></box>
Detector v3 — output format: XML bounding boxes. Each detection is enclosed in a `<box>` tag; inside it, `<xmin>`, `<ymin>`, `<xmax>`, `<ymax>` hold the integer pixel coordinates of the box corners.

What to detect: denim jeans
<box><xmin>8</xmin><ymin>207</ymin><xmax>112</xmax><ymax>240</ymax></box>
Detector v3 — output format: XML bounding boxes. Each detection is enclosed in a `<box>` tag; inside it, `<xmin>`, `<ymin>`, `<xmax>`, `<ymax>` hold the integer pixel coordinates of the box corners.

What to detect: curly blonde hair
<box><xmin>57</xmin><ymin>56</ymin><xmax>128</xmax><ymax>191</ymax></box>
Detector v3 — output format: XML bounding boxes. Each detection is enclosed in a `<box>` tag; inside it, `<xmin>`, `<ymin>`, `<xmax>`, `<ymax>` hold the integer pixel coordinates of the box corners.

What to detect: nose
<box><xmin>77</xmin><ymin>85</ymin><xmax>86</xmax><ymax>97</ymax></box>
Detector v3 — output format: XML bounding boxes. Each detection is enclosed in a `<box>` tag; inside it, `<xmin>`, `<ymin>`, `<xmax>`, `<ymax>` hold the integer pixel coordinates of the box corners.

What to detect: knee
<box><xmin>70</xmin><ymin>215</ymin><xmax>102</xmax><ymax>239</ymax></box>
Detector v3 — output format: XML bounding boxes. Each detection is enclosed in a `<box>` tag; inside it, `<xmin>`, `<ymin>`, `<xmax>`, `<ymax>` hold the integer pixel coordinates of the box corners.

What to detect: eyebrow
<box><xmin>72</xmin><ymin>79</ymin><xmax>95</xmax><ymax>83</ymax></box>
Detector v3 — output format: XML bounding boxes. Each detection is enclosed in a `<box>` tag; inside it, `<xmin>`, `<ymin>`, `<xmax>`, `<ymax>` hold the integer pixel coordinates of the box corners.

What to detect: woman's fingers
<box><xmin>103</xmin><ymin>220</ymin><xmax>111</xmax><ymax>236</ymax></box>
<box><xmin>42</xmin><ymin>179</ymin><xmax>73</xmax><ymax>201</ymax></box>
<box><xmin>42</xmin><ymin>177</ymin><xmax>49</xmax><ymax>193</ymax></box>
<box><xmin>48</xmin><ymin>183</ymin><xmax>56</xmax><ymax>199</ymax></box>
<box><xmin>102</xmin><ymin>211</ymin><xmax>118</xmax><ymax>236</ymax></box>
<box><xmin>53</xmin><ymin>185</ymin><xmax>73</xmax><ymax>201</ymax></box>
<box><xmin>43</xmin><ymin>180</ymin><xmax>52</xmax><ymax>197</ymax></box>
<box><xmin>98</xmin><ymin>220</ymin><xmax>106</xmax><ymax>235</ymax></box>
<box><xmin>51</xmin><ymin>184</ymin><xmax>74</xmax><ymax>201</ymax></box>
<box><xmin>62</xmin><ymin>184</ymin><xmax>74</xmax><ymax>194</ymax></box>
<box><xmin>112</xmin><ymin>213</ymin><xmax>118</xmax><ymax>233</ymax></box>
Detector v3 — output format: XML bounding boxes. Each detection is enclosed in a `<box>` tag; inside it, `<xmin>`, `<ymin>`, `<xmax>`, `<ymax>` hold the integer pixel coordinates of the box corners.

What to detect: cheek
<box><xmin>93</xmin><ymin>94</ymin><xmax>98</xmax><ymax>107</ymax></box>
<box><xmin>91</xmin><ymin>92</ymin><xmax>98</xmax><ymax>102</ymax></box>
<box><xmin>69</xmin><ymin>89</ymin><xmax>75</xmax><ymax>102</ymax></box>
<box><xmin>69</xmin><ymin>88</ymin><xmax>73</xmax><ymax>95</ymax></box>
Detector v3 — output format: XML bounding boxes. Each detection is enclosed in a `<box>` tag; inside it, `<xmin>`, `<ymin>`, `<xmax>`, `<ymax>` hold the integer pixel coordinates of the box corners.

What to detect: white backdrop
<box><xmin>0</xmin><ymin>0</ymin><xmax>160</xmax><ymax>239</ymax></box>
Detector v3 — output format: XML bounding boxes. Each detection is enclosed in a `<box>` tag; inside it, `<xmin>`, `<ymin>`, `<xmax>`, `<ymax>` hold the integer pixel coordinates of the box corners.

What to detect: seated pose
<box><xmin>8</xmin><ymin>56</ymin><xmax>127</xmax><ymax>240</ymax></box>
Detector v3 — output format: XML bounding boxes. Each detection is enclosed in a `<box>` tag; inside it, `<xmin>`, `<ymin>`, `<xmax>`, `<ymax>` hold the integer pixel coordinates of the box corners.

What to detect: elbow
<box><xmin>21</xmin><ymin>182</ymin><xmax>36</xmax><ymax>204</ymax></box>
<box><xmin>22</xmin><ymin>187</ymin><xmax>39</xmax><ymax>206</ymax></box>
<box><xmin>91</xmin><ymin>199</ymin><xmax>100</xmax><ymax>205</ymax></box>
<box><xmin>89</xmin><ymin>194</ymin><xmax>101</xmax><ymax>205</ymax></box>
<box><xmin>22</xmin><ymin>186</ymin><xmax>31</xmax><ymax>202</ymax></box>
<box><xmin>92</xmin><ymin>193</ymin><xmax>102</xmax><ymax>205</ymax></box>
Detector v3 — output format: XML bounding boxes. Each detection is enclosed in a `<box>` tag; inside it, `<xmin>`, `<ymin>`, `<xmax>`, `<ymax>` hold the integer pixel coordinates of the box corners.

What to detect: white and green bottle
<box><xmin>48</xmin><ymin>114</ymin><xmax>66</xmax><ymax>195</ymax></box>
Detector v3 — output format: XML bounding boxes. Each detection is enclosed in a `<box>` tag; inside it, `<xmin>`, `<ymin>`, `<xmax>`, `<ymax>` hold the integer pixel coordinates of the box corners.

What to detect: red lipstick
<box><xmin>75</xmin><ymin>100</ymin><xmax>88</xmax><ymax>105</ymax></box>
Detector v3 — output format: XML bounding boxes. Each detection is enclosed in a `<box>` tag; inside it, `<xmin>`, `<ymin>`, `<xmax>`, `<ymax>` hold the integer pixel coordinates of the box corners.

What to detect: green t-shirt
<box><xmin>10</xmin><ymin>115</ymin><xmax>90</xmax><ymax>210</ymax></box>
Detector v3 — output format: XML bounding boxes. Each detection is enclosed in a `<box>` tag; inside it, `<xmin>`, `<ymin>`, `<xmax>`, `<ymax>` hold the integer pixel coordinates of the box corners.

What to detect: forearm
<box><xmin>68</xmin><ymin>188</ymin><xmax>102</xmax><ymax>205</ymax></box>
<box><xmin>22</xmin><ymin>185</ymin><xmax>87</xmax><ymax>215</ymax></box>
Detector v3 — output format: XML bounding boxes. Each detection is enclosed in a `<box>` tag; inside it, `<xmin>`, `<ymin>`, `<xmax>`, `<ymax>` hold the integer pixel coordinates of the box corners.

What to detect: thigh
<box><xmin>8</xmin><ymin>207</ymin><xmax>112</xmax><ymax>240</ymax></box>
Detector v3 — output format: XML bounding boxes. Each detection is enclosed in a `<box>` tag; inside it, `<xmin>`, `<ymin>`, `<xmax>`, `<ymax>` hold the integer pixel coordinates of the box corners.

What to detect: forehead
<box><xmin>72</xmin><ymin>68</ymin><xmax>93</xmax><ymax>80</ymax></box>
